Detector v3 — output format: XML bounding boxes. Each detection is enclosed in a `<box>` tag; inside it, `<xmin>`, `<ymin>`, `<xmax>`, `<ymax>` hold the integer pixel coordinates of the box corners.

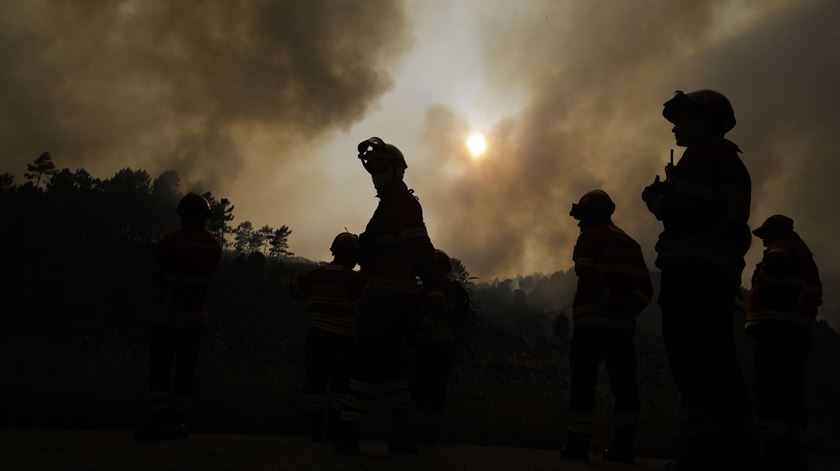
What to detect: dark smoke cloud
<box><xmin>690</xmin><ymin>0</ymin><xmax>840</xmax><ymax>321</ymax></box>
<box><xmin>0</xmin><ymin>0</ymin><xmax>408</xmax><ymax>189</ymax></box>
<box><xmin>683</xmin><ymin>0</ymin><xmax>840</xmax><ymax>258</ymax></box>
<box><xmin>418</xmin><ymin>0</ymin><xmax>840</xmax><ymax>323</ymax></box>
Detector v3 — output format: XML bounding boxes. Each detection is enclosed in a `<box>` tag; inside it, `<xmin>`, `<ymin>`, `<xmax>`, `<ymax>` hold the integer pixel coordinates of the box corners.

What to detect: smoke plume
<box><xmin>0</xmin><ymin>0</ymin><xmax>408</xmax><ymax>189</ymax></box>
<box><xmin>417</xmin><ymin>0</ymin><xmax>838</xmax><ymax>278</ymax></box>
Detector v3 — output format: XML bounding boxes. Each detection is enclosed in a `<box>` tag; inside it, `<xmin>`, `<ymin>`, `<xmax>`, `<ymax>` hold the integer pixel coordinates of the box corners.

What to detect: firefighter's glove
<box><xmin>642</xmin><ymin>175</ymin><xmax>669</xmax><ymax>220</ymax></box>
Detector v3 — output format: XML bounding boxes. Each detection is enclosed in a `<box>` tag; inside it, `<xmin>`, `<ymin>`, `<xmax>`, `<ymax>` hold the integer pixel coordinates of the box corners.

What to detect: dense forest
<box><xmin>0</xmin><ymin>152</ymin><xmax>292</xmax><ymax>257</ymax></box>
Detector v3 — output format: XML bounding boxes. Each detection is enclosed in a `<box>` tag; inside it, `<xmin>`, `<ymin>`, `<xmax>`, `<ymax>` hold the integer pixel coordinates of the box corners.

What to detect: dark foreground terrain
<box><xmin>3</xmin><ymin>238</ymin><xmax>840</xmax><ymax>458</ymax></box>
<box><xmin>4</xmin><ymin>430</ymin><xmax>840</xmax><ymax>471</ymax></box>
<box><xmin>0</xmin><ymin>430</ymin><xmax>670</xmax><ymax>471</ymax></box>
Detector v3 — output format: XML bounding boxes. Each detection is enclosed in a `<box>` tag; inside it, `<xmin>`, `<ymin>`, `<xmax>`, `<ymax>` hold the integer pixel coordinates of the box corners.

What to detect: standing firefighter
<box><xmin>412</xmin><ymin>249</ymin><xmax>470</xmax><ymax>445</ymax></box>
<box><xmin>333</xmin><ymin>137</ymin><xmax>435</xmax><ymax>455</ymax></box>
<box><xmin>562</xmin><ymin>190</ymin><xmax>653</xmax><ymax>464</ymax></box>
<box><xmin>747</xmin><ymin>215</ymin><xmax>822</xmax><ymax>471</ymax></box>
<box><xmin>642</xmin><ymin>89</ymin><xmax>754</xmax><ymax>467</ymax></box>
<box><xmin>289</xmin><ymin>232</ymin><xmax>366</xmax><ymax>442</ymax></box>
<box><xmin>136</xmin><ymin>192</ymin><xmax>222</xmax><ymax>440</ymax></box>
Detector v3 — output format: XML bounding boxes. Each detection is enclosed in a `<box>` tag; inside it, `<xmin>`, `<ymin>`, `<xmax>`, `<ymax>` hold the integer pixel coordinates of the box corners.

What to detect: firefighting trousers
<box><xmin>146</xmin><ymin>323</ymin><xmax>203</xmax><ymax>422</ymax></box>
<box><xmin>753</xmin><ymin>321</ymin><xmax>810</xmax><ymax>438</ymax></box>
<box><xmin>340</xmin><ymin>300</ymin><xmax>414</xmax><ymax>424</ymax></box>
<box><xmin>411</xmin><ymin>340</ymin><xmax>456</xmax><ymax>414</ymax></box>
<box><xmin>567</xmin><ymin>327</ymin><xmax>640</xmax><ymax>435</ymax></box>
<box><xmin>659</xmin><ymin>266</ymin><xmax>753</xmax><ymax>461</ymax></box>
<box><xmin>305</xmin><ymin>328</ymin><xmax>354</xmax><ymax>413</ymax></box>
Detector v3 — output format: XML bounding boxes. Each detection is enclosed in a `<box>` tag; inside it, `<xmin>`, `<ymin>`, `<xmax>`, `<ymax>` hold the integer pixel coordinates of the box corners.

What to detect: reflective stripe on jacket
<box><xmin>358</xmin><ymin>182</ymin><xmax>434</xmax><ymax>301</ymax></box>
<box><xmin>290</xmin><ymin>264</ymin><xmax>366</xmax><ymax>336</ymax></box>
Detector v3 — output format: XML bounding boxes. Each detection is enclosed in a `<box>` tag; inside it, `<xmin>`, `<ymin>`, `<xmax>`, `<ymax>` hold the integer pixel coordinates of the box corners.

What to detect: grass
<box><xmin>1</xmin><ymin>320</ymin><xmax>681</xmax><ymax>457</ymax></box>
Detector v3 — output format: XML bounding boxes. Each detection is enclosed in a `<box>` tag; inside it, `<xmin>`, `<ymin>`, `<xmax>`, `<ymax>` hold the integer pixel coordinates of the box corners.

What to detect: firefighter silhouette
<box><xmin>747</xmin><ymin>215</ymin><xmax>822</xmax><ymax>471</ymax></box>
<box><xmin>411</xmin><ymin>249</ymin><xmax>470</xmax><ymax>445</ymax></box>
<box><xmin>562</xmin><ymin>190</ymin><xmax>652</xmax><ymax>464</ymax></box>
<box><xmin>642</xmin><ymin>90</ymin><xmax>754</xmax><ymax>468</ymax></box>
<box><xmin>333</xmin><ymin>137</ymin><xmax>435</xmax><ymax>455</ymax></box>
<box><xmin>136</xmin><ymin>193</ymin><xmax>222</xmax><ymax>440</ymax></box>
<box><xmin>289</xmin><ymin>232</ymin><xmax>366</xmax><ymax>442</ymax></box>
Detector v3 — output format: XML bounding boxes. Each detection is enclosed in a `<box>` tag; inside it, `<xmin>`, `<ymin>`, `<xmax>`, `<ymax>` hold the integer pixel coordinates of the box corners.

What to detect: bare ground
<box><xmin>5</xmin><ymin>430</ymin><xmax>840</xmax><ymax>471</ymax></box>
<box><xmin>0</xmin><ymin>430</ymin><xmax>669</xmax><ymax>471</ymax></box>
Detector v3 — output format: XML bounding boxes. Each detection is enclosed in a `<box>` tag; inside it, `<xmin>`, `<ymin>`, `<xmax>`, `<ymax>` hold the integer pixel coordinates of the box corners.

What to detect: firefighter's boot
<box><xmin>389</xmin><ymin>410</ymin><xmax>418</xmax><ymax>454</ymax></box>
<box><xmin>326</xmin><ymin>409</ymin><xmax>341</xmax><ymax>441</ymax></box>
<box><xmin>789</xmin><ymin>442</ymin><xmax>809</xmax><ymax>471</ymax></box>
<box><xmin>308</xmin><ymin>411</ymin><xmax>325</xmax><ymax>442</ymax></box>
<box><xmin>602</xmin><ymin>425</ymin><xmax>636</xmax><ymax>464</ymax></box>
<box><xmin>134</xmin><ymin>423</ymin><xmax>189</xmax><ymax>440</ymax></box>
<box><xmin>561</xmin><ymin>431</ymin><xmax>591</xmax><ymax>461</ymax></box>
<box><xmin>332</xmin><ymin>421</ymin><xmax>360</xmax><ymax>456</ymax></box>
<box><xmin>417</xmin><ymin>412</ymin><xmax>442</xmax><ymax>445</ymax></box>
<box><xmin>760</xmin><ymin>438</ymin><xmax>808</xmax><ymax>471</ymax></box>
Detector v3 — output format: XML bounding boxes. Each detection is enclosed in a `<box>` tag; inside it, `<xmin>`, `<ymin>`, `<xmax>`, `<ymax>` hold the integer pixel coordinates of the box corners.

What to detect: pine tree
<box><xmin>234</xmin><ymin>221</ymin><xmax>254</xmax><ymax>254</ymax></box>
<box><xmin>257</xmin><ymin>226</ymin><xmax>274</xmax><ymax>254</ymax></box>
<box><xmin>210</xmin><ymin>198</ymin><xmax>235</xmax><ymax>247</ymax></box>
<box><xmin>24</xmin><ymin>152</ymin><xmax>57</xmax><ymax>189</ymax></box>
<box><xmin>0</xmin><ymin>173</ymin><xmax>14</xmax><ymax>191</ymax></box>
<box><xmin>268</xmin><ymin>225</ymin><xmax>294</xmax><ymax>258</ymax></box>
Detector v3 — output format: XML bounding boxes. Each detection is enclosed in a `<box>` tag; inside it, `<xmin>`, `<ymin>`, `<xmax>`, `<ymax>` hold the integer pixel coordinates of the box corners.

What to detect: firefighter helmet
<box><xmin>570</xmin><ymin>190</ymin><xmax>615</xmax><ymax>220</ymax></box>
<box><xmin>753</xmin><ymin>215</ymin><xmax>794</xmax><ymax>239</ymax></box>
<box><xmin>434</xmin><ymin>249</ymin><xmax>453</xmax><ymax>275</ymax></box>
<box><xmin>177</xmin><ymin>192</ymin><xmax>213</xmax><ymax>219</ymax></box>
<box><xmin>663</xmin><ymin>89</ymin><xmax>736</xmax><ymax>134</ymax></box>
<box><xmin>330</xmin><ymin>232</ymin><xmax>359</xmax><ymax>256</ymax></box>
<box><xmin>357</xmin><ymin>137</ymin><xmax>407</xmax><ymax>172</ymax></box>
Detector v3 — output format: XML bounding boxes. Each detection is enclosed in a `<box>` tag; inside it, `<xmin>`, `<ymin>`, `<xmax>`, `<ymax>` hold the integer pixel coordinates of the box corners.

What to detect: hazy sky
<box><xmin>2</xmin><ymin>0</ymin><xmax>838</xmax><ymax>319</ymax></box>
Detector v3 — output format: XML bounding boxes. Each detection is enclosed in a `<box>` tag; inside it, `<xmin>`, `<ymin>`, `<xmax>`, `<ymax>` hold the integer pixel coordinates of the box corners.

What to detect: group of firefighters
<box><xmin>287</xmin><ymin>138</ymin><xmax>469</xmax><ymax>454</ymax></box>
<box><xmin>137</xmin><ymin>89</ymin><xmax>822</xmax><ymax>471</ymax></box>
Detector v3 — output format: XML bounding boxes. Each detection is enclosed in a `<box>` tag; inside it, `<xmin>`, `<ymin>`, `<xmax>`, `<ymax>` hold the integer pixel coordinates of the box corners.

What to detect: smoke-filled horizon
<box><xmin>2</xmin><ymin>0</ymin><xmax>839</xmax><ymax>322</ymax></box>
<box><xmin>0</xmin><ymin>0</ymin><xmax>408</xmax><ymax>196</ymax></box>
<box><xmin>412</xmin><ymin>0</ymin><xmax>840</xmax><ymax>321</ymax></box>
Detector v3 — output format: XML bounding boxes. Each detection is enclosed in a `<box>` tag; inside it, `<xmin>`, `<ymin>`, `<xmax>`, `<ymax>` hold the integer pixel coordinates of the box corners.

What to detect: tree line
<box><xmin>0</xmin><ymin>152</ymin><xmax>292</xmax><ymax>257</ymax></box>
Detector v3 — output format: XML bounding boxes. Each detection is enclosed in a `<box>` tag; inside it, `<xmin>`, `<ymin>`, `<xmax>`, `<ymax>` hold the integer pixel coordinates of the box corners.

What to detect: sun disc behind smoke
<box><xmin>467</xmin><ymin>133</ymin><xmax>487</xmax><ymax>158</ymax></box>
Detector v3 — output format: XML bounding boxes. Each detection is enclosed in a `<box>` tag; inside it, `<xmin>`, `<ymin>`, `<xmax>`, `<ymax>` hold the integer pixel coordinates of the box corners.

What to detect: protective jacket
<box><xmin>290</xmin><ymin>264</ymin><xmax>366</xmax><ymax>336</ymax></box>
<box><xmin>152</xmin><ymin>228</ymin><xmax>222</xmax><ymax>328</ymax></box>
<box><xmin>572</xmin><ymin>223</ymin><xmax>653</xmax><ymax>331</ymax></box>
<box><xmin>648</xmin><ymin>138</ymin><xmax>751</xmax><ymax>282</ymax></box>
<box><xmin>746</xmin><ymin>234</ymin><xmax>822</xmax><ymax>330</ymax></box>
<box><xmin>358</xmin><ymin>181</ymin><xmax>435</xmax><ymax>301</ymax></box>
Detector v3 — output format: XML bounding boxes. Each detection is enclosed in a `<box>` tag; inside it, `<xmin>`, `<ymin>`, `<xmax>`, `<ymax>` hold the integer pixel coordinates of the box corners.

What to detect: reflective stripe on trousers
<box><xmin>340</xmin><ymin>378</ymin><xmax>414</xmax><ymax>424</ymax></box>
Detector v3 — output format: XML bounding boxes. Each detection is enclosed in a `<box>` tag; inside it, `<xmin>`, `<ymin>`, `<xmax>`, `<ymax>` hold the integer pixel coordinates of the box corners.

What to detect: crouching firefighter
<box><xmin>136</xmin><ymin>193</ymin><xmax>222</xmax><ymax>440</ymax></box>
<box><xmin>333</xmin><ymin>137</ymin><xmax>435</xmax><ymax>455</ymax></box>
<box><xmin>289</xmin><ymin>232</ymin><xmax>366</xmax><ymax>442</ymax></box>
<box><xmin>747</xmin><ymin>215</ymin><xmax>822</xmax><ymax>471</ymax></box>
<box><xmin>411</xmin><ymin>249</ymin><xmax>470</xmax><ymax>445</ymax></box>
<box><xmin>562</xmin><ymin>190</ymin><xmax>653</xmax><ymax>464</ymax></box>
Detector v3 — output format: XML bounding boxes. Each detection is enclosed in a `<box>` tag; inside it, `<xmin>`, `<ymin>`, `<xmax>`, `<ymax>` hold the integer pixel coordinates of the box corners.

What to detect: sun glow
<box><xmin>467</xmin><ymin>133</ymin><xmax>487</xmax><ymax>158</ymax></box>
